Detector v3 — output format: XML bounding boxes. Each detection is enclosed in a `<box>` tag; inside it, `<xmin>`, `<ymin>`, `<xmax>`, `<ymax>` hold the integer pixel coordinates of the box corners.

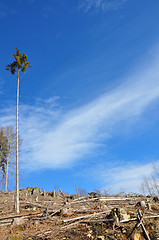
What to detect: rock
<box><xmin>109</xmin><ymin>208</ymin><xmax>130</xmax><ymax>221</ymax></box>
<box><xmin>11</xmin><ymin>217</ymin><xmax>25</xmax><ymax>226</ymax></box>
<box><xmin>119</xmin><ymin>208</ymin><xmax>130</xmax><ymax>220</ymax></box>
<box><xmin>60</xmin><ymin>208</ymin><xmax>68</xmax><ymax>215</ymax></box>
<box><xmin>60</xmin><ymin>208</ymin><xmax>72</xmax><ymax>216</ymax></box>
<box><xmin>136</xmin><ymin>201</ymin><xmax>146</xmax><ymax>209</ymax></box>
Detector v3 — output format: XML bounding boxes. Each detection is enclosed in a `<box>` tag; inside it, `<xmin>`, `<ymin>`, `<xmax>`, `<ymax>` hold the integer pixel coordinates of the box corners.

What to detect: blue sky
<box><xmin>1</xmin><ymin>0</ymin><xmax>159</xmax><ymax>194</ymax></box>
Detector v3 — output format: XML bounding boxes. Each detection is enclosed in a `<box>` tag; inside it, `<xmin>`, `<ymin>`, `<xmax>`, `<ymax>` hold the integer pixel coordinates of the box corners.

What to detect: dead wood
<box><xmin>0</xmin><ymin>190</ymin><xmax>157</xmax><ymax>239</ymax></box>
<box><xmin>50</xmin><ymin>209</ymin><xmax>61</xmax><ymax>216</ymax></box>
<box><xmin>59</xmin><ymin>189</ymin><xmax>65</xmax><ymax>198</ymax></box>
<box><xmin>120</xmin><ymin>214</ymin><xmax>159</xmax><ymax>223</ymax></box>
<box><xmin>80</xmin><ymin>219</ymin><xmax>114</xmax><ymax>223</ymax></box>
<box><xmin>0</xmin><ymin>212</ymin><xmax>42</xmax><ymax>221</ymax></box>
<box><xmin>127</xmin><ymin>210</ymin><xmax>144</xmax><ymax>238</ymax></box>
<box><xmin>61</xmin><ymin>221</ymin><xmax>82</xmax><ymax>229</ymax></box>
<box><xmin>72</xmin><ymin>196</ymin><xmax>87</xmax><ymax>201</ymax></box>
<box><xmin>42</xmin><ymin>203</ymin><xmax>50</xmax><ymax>217</ymax></box>
<box><xmin>61</xmin><ymin>210</ymin><xmax>111</xmax><ymax>223</ymax></box>
<box><xmin>20</xmin><ymin>200</ymin><xmax>53</xmax><ymax>210</ymax></box>
<box><xmin>138</xmin><ymin>210</ymin><xmax>151</xmax><ymax>240</ymax></box>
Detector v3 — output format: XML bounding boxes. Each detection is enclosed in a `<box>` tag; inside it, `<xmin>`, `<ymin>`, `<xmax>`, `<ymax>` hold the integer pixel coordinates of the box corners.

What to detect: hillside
<box><xmin>0</xmin><ymin>188</ymin><xmax>159</xmax><ymax>239</ymax></box>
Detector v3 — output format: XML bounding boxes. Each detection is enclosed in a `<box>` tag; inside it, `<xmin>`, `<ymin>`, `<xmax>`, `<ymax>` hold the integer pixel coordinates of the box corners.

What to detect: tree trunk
<box><xmin>74</xmin><ymin>179</ymin><xmax>79</xmax><ymax>196</ymax></box>
<box><xmin>5</xmin><ymin>155</ymin><xmax>9</xmax><ymax>192</ymax></box>
<box><xmin>16</xmin><ymin>70</ymin><xmax>20</xmax><ymax>213</ymax></box>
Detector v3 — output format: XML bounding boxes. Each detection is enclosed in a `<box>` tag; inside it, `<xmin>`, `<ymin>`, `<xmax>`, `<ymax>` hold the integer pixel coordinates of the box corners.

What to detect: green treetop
<box><xmin>6</xmin><ymin>47</ymin><xmax>32</xmax><ymax>74</ymax></box>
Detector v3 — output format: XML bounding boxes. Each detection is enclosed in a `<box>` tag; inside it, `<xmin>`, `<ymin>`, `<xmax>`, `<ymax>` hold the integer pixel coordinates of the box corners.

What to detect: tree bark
<box><xmin>16</xmin><ymin>69</ymin><xmax>20</xmax><ymax>213</ymax></box>
<box><xmin>5</xmin><ymin>155</ymin><xmax>9</xmax><ymax>192</ymax></box>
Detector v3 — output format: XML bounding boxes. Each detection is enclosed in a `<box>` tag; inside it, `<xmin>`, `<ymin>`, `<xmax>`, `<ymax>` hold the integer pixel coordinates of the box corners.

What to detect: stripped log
<box><xmin>61</xmin><ymin>210</ymin><xmax>111</xmax><ymax>223</ymax></box>
<box><xmin>0</xmin><ymin>212</ymin><xmax>42</xmax><ymax>221</ymax></box>
<box><xmin>138</xmin><ymin>210</ymin><xmax>151</xmax><ymax>240</ymax></box>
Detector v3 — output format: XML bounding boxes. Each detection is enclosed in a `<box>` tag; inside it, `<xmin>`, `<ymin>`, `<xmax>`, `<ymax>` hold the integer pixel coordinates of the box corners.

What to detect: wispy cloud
<box><xmin>86</xmin><ymin>161</ymin><xmax>159</xmax><ymax>193</ymax></box>
<box><xmin>79</xmin><ymin>0</ymin><xmax>128</xmax><ymax>12</ymax></box>
<box><xmin>1</xmin><ymin>47</ymin><xmax>159</xmax><ymax>182</ymax></box>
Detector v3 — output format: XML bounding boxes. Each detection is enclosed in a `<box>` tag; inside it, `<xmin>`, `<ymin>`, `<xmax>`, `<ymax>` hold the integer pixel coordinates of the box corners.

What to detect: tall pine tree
<box><xmin>6</xmin><ymin>47</ymin><xmax>31</xmax><ymax>213</ymax></box>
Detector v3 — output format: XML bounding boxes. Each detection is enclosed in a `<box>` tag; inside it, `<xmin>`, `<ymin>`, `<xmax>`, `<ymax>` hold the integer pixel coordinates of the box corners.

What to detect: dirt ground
<box><xmin>0</xmin><ymin>189</ymin><xmax>159</xmax><ymax>240</ymax></box>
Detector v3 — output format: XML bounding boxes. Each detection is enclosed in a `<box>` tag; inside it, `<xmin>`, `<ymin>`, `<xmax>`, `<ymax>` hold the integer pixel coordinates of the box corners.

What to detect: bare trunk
<box><xmin>16</xmin><ymin>70</ymin><xmax>20</xmax><ymax>213</ymax></box>
<box><xmin>5</xmin><ymin>155</ymin><xmax>9</xmax><ymax>192</ymax></box>
<box><xmin>74</xmin><ymin>179</ymin><xmax>79</xmax><ymax>196</ymax></box>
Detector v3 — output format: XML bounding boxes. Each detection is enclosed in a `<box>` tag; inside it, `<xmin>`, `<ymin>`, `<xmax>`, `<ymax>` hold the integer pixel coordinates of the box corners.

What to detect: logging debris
<box><xmin>0</xmin><ymin>188</ymin><xmax>159</xmax><ymax>239</ymax></box>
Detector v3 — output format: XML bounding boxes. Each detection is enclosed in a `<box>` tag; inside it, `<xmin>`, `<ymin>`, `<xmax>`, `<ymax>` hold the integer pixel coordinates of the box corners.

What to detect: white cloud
<box><xmin>0</xmin><ymin>106</ymin><xmax>16</xmax><ymax>127</ymax></box>
<box><xmin>79</xmin><ymin>0</ymin><xmax>128</xmax><ymax>12</ymax></box>
<box><xmin>1</xmin><ymin>47</ymin><xmax>159</xmax><ymax>176</ymax></box>
<box><xmin>88</xmin><ymin>161</ymin><xmax>159</xmax><ymax>193</ymax></box>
